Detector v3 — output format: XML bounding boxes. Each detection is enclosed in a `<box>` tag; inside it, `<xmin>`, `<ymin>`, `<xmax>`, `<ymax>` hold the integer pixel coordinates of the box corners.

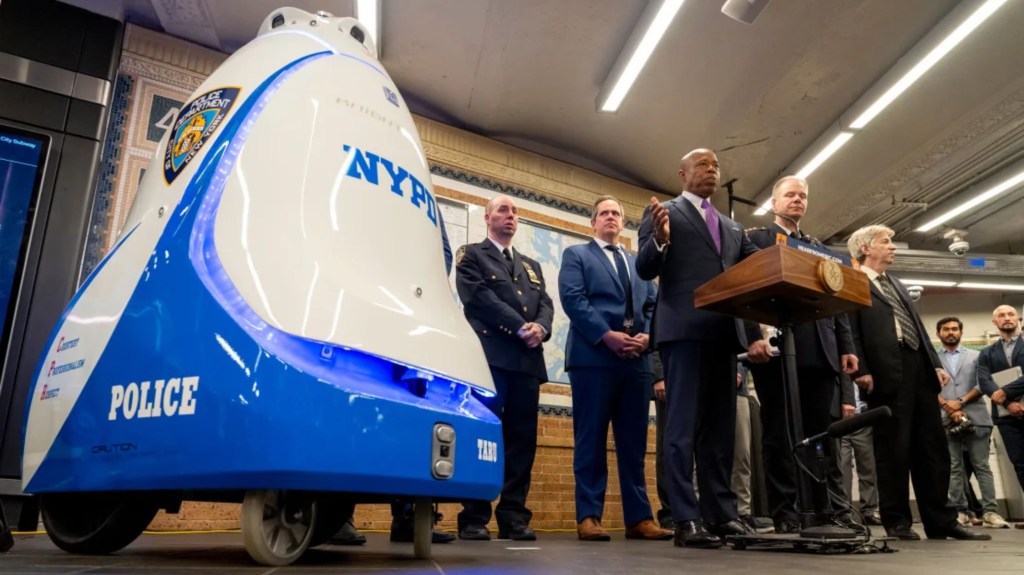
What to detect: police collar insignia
<box><xmin>522</xmin><ymin>261</ymin><xmax>540</xmax><ymax>285</ymax></box>
<box><xmin>164</xmin><ymin>87</ymin><xmax>241</xmax><ymax>184</ymax></box>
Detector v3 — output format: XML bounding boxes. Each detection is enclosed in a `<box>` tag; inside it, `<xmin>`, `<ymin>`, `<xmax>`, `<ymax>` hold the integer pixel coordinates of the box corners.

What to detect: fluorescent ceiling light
<box><xmin>957</xmin><ymin>282</ymin><xmax>1024</xmax><ymax>292</ymax></box>
<box><xmin>849</xmin><ymin>0</ymin><xmax>1007</xmax><ymax>129</ymax></box>
<box><xmin>795</xmin><ymin>132</ymin><xmax>854</xmax><ymax>179</ymax></box>
<box><xmin>916</xmin><ymin>168</ymin><xmax>1024</xmax><ymax>231</ymax></box>
<box><xmin>898</xmin><ymin>278</ymin><xmax>957</xmax><ymax>287</ymax></box>
<box><xmin>754</xmin><ymin>132</ymin><xmax>853</xmax><ymax>215</ymax></box>
<box><xmin>598</xmin><ymin>0</ymin><xmax>685</xmax><ymax>113</ymax></box>
<box><xmin>356</xmin><ymin>0</ymin><xmax>380</xmax><ymax>55</ymax></box>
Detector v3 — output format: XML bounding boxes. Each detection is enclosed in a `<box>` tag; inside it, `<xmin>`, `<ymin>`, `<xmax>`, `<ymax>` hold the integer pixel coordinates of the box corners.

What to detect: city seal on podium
<box><xmin>816</xmin><ymin>259</ymin><xmax>844</xmax><ymax>294</ymax></box>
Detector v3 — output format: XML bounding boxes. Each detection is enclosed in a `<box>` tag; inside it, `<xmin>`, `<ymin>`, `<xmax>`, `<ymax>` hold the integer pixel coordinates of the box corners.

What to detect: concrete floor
<box><xmin>2</xmin><ymin>527</ymin><xmax>1021</xmax><ymax>574</ymax></box>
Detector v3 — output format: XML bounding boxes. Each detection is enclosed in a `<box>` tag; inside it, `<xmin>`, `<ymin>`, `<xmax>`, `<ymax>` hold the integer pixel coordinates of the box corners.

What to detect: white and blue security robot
<box><xmin>21</xmin><ymin>8</ymin><xmax>501</xmax><ymax>566</ymax></box>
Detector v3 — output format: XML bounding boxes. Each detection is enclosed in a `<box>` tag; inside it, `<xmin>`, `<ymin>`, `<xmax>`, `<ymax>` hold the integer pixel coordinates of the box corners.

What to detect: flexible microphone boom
<box><xmin>797</xmin><ymin>406</ymin><xmax>892</xmax><ymax>447</ymax></box>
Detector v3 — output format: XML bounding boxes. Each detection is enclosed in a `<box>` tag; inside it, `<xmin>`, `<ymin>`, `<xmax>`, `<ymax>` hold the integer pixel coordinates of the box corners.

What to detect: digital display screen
<box><xmin>0</xmin><ymin>125</ymin><xmax>49</xmax><ymax>356</ymax></box>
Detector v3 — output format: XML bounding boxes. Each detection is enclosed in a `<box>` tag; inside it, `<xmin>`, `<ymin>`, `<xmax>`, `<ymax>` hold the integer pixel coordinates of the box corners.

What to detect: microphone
<box><xmin>797</xmin><ymin>406</ymin><xmax>892</xmax><ymax>447</ymax></box>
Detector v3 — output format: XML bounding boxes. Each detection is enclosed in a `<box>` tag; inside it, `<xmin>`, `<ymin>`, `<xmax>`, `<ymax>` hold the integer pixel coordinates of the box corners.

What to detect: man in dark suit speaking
<box><xmin>456</xmin><ymin>194</ymin><xmax>554</xmax><ymax>542</ymax></box>
<box><xmin>558</xmin><ymin>195</ymin><xmax>670</xmax><ymax>542</ymax></box>
<box><xmin>845</xmin><ymin>224</ymin><xmax>987</xmax><ymax>542</ymax></box>
<box><xmin>637</xmin><ymin>149</ymin><xmax>772</xmax><ymax>548</ymax></box>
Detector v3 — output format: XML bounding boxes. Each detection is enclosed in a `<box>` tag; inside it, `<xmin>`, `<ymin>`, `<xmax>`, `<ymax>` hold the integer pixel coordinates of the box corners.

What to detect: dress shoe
<box><xmin>862</xmin><ymin>510</ymin><xmax>883</xmax><ymax>526</ymax></box>
<box><xmin>885</xmin><ymin>524</ymin><xmax>920</xmax><ymax>541</ymax></box>
<box><xmin>829</xmin><ymin>514</ymin><xmax>868</xmax><ymax>536</ymax></box>
<box><xmin>658</xmin><ymin>514</ymin><xmax>676</xmax><ymax>531</ymax></box>
<box><xmin>390</xmin><ymin>522</ymin><xmax>455</xmax><ymax>544</ymax></box>
<box><xmin>625</xmin><ymin>518</ymin><xmax>673</xmax><ymax>540</ymax></box>
<box><xmin>499</xmin><ymin>523</ymin><xmax>537</xmax><ymax>541</ymax></box>
<box><xmin>673</xmin><ymin>520</ymin><xmax>722</xmax><ymax>548</ymax></box>
<box><xmin>458</xmin><ymin>524</ymin><xmax>491</xmax><ymax>541</ymax></box>
<box><xmin>577</xmin><ymin>517</ymin><xmax>611</xmax><ymax>541</ymax></box>
<box><xmin>739</xmin><ymin>515</ymin><xmax>773</xmax><ymax>534</ymax></box>
<box><xmin>774</xmin><ymin>518</ymin><xmax>801</xmax><ymax>534</ymax></box>
<box><xmin>924</xmin><ymin>522</ymin><xmax>991</xmax><ymax>541</ymax></box>
<box><xmin>707</xmin><ymin>518</ymin><xmax>754</xmax><ymax>537</ymax></box>
<box><xmin>330</xmin><ymin>520</ymin><xmax>367</xmax><ymax>545</ymax></box>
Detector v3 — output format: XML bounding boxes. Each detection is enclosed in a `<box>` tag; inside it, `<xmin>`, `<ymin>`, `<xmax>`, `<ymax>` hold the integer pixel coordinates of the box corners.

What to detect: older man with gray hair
<box><xmin>844</xmin><ymin>225</ymin><xmax>988</xmax><ymax>541</ymax></box>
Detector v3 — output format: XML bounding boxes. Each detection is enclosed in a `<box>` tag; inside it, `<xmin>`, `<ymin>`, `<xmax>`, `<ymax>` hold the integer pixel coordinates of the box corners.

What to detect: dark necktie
<box><xmin>877</xmin><ymin>274</ymin><xmax>919</xmax><ymax>350</ymax></box>
<box><xmin>700</xmin><ymin>198</ymin><xmax>722</xmax><ymax>253</ymax></box>
<box><xmin>605</xmin><ymin>245</ymin><xmax>635</xmax><ymax>334</ymax></box>
<box><xmin>502</xmin><ymin>247</ymin><xmax>514</xmax><ymax>274</ymax></box>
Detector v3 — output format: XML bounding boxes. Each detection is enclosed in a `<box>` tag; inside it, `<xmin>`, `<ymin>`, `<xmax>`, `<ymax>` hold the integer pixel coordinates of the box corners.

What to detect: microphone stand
<box><xmin>726</xmin><ymin>189</ymin><xmax>854</xmax><ymax>539</ymax></box>
<box><xmin>723</xmin><ymin>178</ymin><xmax>739</xmax><ymax>220</ymax></box>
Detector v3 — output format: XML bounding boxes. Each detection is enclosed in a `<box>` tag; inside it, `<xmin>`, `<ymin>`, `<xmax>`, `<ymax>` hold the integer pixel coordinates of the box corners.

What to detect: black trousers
<box><xmin>867</xmin><ymin>345</ymin><xmax>956</xmax><ymax>530</ymax></box>
<box><xmin>995</xmin><ymin>416</ymin><xmax>1024</xmax><ymax>494</ymax></box>
<box><xmin>458</xmin><ymin>367</ymin><xmax>540</xmax><ymax>529</ymax></box>
<box><xmin>661</xmin><ymin>341</ymin><xmax>738</xmax><ymax>524</ymax></box>
<box><xmin>654</xmin><ymin>396</ymin><xmax>671</xmax><ymax>523</ymax></box>
<box><xmin>751</xmin><ymin>362</ymin><xmax>836</xmax><ymax>522</ymax></box>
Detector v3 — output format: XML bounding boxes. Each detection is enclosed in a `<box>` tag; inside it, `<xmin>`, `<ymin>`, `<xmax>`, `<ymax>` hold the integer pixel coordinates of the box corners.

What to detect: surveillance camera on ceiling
<box><xmin>942</xmin><ymin>228</ymin><xmax>970</xmax><ymax>257</ymax></box>
<box><xmin>906</xmin><ymin>285</ymin><xmax>924</xmax><ymax>301</ymax></box>
<box><xmin>948</xmin><ymin>240</ymin><xmax>970</xmax><ymax>257</ymax></box>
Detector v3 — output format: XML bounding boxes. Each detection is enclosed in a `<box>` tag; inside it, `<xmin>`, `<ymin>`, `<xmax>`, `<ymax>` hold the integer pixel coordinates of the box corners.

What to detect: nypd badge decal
<box><xmin>163</xmin><ymin>87</ymin><xmax>241</xmax><ymax>184</ymax></box>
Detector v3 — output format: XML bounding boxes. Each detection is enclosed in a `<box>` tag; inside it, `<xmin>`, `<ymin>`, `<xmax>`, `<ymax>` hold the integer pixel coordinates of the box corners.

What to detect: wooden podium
<box><xmin>695</xmin><ymin>244</ymin><xmax>871</xmax><ymax>536</ymax></box>
<box><xmin>694</xmin><ymin>244</ymin><xmax>870</xmax><ymax>325</ymax></box>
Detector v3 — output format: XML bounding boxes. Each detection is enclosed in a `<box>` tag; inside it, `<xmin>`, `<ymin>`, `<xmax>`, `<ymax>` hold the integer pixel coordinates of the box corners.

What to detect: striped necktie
<box><xmin>877</xmin><ymin>275</ymin><xmax>919</xmax><ymax>350</ymax></box>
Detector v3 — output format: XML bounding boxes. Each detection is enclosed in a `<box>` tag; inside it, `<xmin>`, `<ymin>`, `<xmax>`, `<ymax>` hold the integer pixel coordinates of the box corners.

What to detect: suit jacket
<box><xmin>455</xmin><ymin>239</ymin><xmax>554</xmax><ymax>381</ymax></box>
<box><xmin>637</xmin><ymin>194</ymin><xmax>759</xmax><ymax>348</ymax></box>
<box><xmin>558</xmin><ymin>240</ymin><xmax>657</xmax><ymax>371</ymax></box>
<box><xmin>977</xmin><ymin>337</ymin><xmax>1024</xmax><ymax>421</ymax></box>
<box><xmin>746</xmin><ymin>223</ymin><xmax>856</xmax><ymax>373</ymax></box>
<box><xmin>832</xmin><ymin>373</ymin><xmax>856</xmax><ymax>419</ymax></box>
<box><xmin>937</xmin><ymin>347</ymin><xmax>991</xmax><ymax>426</ymax></box>
<box><xmin>848</xmin><ymin>270</ymin><xmax>942</xmax><ymax>396</ymax></box>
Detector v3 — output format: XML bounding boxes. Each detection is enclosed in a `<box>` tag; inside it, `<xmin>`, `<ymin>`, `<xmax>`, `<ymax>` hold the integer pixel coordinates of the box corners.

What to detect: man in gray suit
<box><xmin>936</xmin><ymin>316</ymin><xmax>1010</xmax><ymax>528</ymax></box>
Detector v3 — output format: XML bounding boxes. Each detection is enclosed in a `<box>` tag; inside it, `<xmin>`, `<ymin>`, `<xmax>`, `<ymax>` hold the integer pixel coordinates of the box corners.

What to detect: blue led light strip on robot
<box><xmin>179</xmin><ymin>50</ymin><xmax>493</xmax><ymax>399</ymax></box>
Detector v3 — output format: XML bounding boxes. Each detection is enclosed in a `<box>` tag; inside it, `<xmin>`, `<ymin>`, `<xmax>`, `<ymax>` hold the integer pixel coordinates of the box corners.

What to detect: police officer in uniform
<box><xmin>745</xmin><ymin>176</ymin><xmax>859</xmax><ymax>533</ymax></box>
<box><xmin>456</xmin><ymin>194</ymin><xmax>554</xmax><ymax>541</ymax></box>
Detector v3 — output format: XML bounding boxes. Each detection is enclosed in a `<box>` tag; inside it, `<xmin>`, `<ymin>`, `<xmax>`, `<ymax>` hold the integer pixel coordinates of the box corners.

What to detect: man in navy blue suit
<box><xmin>558</xmin><ymin>196</ymin><xmax>671</xmax><ymax>542</ymax></box>
<box><xmin>978</xmin><ymin>305</ymin><xmax>1024</xmax><ymax>497</ymax></box>
<box><xmin>637</xmin><ymin>149</ymin><xmax>772</xmax><ymax>548</ymax></box>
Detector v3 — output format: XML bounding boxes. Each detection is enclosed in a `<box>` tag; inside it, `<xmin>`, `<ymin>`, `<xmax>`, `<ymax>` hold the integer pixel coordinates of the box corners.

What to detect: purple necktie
<box><xmin>701</xmin><ymin>199</ymin><xmax>721</xmax><ymax>252</ymax></box>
